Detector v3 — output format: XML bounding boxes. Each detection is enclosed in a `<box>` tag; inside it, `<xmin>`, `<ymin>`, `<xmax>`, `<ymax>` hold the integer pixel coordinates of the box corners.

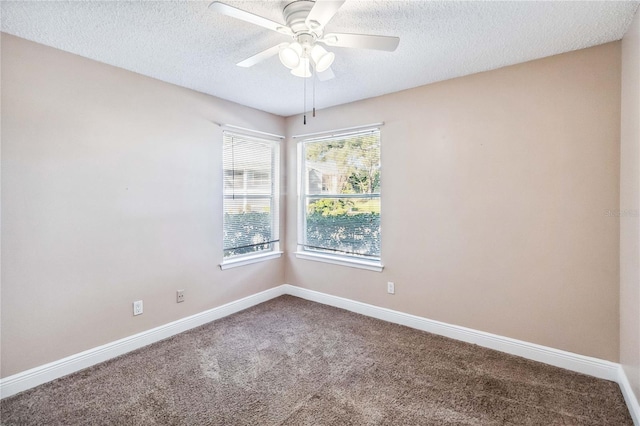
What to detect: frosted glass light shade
<box><xmin>310</xmin><ymin>44</ymin><xmax>335</xmax><ymax>73</ymax></box>
<box><xmin>279</xmin><ymin>42</ymin><xmax>302</xmax><ymax>69</ymax></box>
<box><xmin>291</xmin><ymin>58</ymin><xmax>312</xmax><ymax>78</ymax></box>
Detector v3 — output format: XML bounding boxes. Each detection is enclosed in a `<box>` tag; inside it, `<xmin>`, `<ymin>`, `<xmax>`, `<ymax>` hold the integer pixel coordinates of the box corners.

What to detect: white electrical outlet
<box><xmin>177</xmin><ymin>289</ymin><xmax>185</xmax><ymax>303</ymax></box>
<box><xmin>387</xmin><ymin>282</ymin><xmax>395</xmax><ymax>294</ymax></box>
<box><xmin>133</xmin><ymin>300</ymin><xmax>143</xmax><ymax>316</ymax></box>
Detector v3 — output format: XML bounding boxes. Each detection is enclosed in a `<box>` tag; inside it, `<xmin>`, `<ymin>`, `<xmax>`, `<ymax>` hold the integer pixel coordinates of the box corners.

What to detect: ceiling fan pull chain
<box><xmin>313</xmin><ymin>67</ymin><xmax>316</xmax><ymax>118</ymax></box>
<box><xmin>303</xmin><ymin>73</ymin><xmax>307</xmax><ymax>125</ymax></box>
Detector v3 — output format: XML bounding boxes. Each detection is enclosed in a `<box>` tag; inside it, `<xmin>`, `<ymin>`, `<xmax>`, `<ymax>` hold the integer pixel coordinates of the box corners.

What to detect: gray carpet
<box><xmin>1</xmin><ymin>295</ymin><xmax>633</xmax><ymax>425</ymax></box>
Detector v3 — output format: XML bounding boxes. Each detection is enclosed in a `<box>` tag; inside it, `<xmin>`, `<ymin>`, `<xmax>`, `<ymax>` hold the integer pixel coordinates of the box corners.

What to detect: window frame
<box><xmin>220</xmin><ymin>131</ymin><xmax>282</xmax><ymax>270</ymax></box>
<box><xmin>296</xmin><ymin>128</ymin><xmax>383</xmax><ymax>272</ymax></box>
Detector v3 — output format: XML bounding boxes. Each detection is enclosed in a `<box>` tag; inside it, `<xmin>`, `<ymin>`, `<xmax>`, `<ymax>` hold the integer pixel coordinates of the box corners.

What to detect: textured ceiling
<box><xmin>1</xmin><ymin>1</ymin><xmax>638</xmax><ymax>116</ymax></box>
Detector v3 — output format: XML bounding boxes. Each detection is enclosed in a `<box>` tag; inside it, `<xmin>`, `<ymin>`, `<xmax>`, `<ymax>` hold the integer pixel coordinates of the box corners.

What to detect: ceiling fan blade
<box><xmin>237</xmin><ymin>43</ymin><xmax>288</xmax><ymax>68</ymax></box>
<box><xmin>209</xmin><ymin>1</ymin><xmax>292</xmax><ymax>36</ymax></box>
<box><xmin>305</xmin><ymin>0</ymin><xmax>345</xmax><ymax>31</ymax></box>
<box><xmin>320</xmin><ymin>33</ymin><xmax>400</xmax><ymax>51</ymax></box>
<box><xmin>317</xmin><ymin>67</ymin><xmax>335</xmax><ymax>81</ymax></box>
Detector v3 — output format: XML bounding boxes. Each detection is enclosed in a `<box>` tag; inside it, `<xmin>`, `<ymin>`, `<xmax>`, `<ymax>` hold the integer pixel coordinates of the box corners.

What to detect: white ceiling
<box><xmin>1</xmin><ymin>1</ymin><xmax>638</xmax><ymax>116</ymax></box>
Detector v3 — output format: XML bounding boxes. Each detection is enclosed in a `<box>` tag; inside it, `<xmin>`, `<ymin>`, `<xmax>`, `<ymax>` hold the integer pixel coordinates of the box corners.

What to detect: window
<box><xmin>222</xmin><ymin>132</ymin><xmax>280</xmax><ymax>262</ymax></box>
<box><xmin>298</xmin><ymin>128</ymin><xmax>382</xmax><ymax>269</ymax></box>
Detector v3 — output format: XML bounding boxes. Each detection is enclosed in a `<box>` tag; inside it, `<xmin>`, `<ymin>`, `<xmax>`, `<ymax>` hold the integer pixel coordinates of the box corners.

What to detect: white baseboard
<box><xmin>2</xmin><ymin>283</ymin><xmax>638</xmax><ymax>425</ymax></box>
<box><xmin>283</xmin><ymin>285</ymin><xmax>620</xmax><ymax>381</ymax></box>
<box><xmin>618</xmin><ymin>365</ymin><xmax>640</xmax><ymax>425</ymax></box>
<box><xmin>0</xmin><ymin>285</ymin><xmax>287</xmax><ymax>399</ymax></box>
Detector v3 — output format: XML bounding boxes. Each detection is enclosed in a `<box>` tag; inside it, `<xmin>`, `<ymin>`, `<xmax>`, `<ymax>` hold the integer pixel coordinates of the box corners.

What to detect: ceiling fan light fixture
<box><xmin>279</xmin><ymin>42</ymin><xmax>302</xmax><ymax>69</ymax></box>
<box><xmin>291</xmin><ymin>57</ymin><xmax>312</xmax><ymax>78</ymax></box>
<box><xmin>310</xmin><ymin>44</ymin><xmax>335</xmax><ymax>73</ymax></box>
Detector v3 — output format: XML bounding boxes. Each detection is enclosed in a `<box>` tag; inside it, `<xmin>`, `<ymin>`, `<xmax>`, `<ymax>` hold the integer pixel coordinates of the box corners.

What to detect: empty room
<box><xmin>1</xmin><ymin>0</ymin><xmax>640</xmax><ymax>424</ymax></box>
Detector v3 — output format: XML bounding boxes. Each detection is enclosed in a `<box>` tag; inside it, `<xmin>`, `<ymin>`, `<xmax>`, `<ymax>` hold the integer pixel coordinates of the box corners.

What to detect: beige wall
<box><xmin>0</xmin><ymin>34</ymin><xmax>286</xmax><ymax>377</ymax></box>
<box><xmin>621</xmin><ymin>9</ymin><xmax>640</xmax><ymax>402</ymax></box>
<box><xmin>285</xmin><ymin>42</ymin><xmax>622</xmax><ymax>362</ymax></box>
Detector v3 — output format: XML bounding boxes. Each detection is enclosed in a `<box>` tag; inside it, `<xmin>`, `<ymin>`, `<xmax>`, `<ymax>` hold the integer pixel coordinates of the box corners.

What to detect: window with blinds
<box><xmin>299</xmin><ymin>129</ymin><xmax>381</xmax><ymax>260</ymax></box>
<box><xmin>223</xmin><ymin>132</ymin><xmax>279</xmax><ymax>258</ymax></box>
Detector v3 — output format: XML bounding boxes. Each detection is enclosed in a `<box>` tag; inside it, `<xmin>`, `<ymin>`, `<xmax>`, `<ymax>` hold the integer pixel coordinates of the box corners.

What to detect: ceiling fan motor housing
<box><xmin>283</xmin><ymin>0</ymin><xmax>321</xmax><ymax>39</ymax></box>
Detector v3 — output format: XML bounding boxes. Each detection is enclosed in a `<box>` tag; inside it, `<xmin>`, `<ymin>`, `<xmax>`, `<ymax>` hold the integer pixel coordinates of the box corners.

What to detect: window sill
<box><xmin>295</xmin><ymin>251</ymin><xmax>384</xmax><ymax>272</ymax></box>
<box><xmin>220</xmin><ymin>251</ymin><xmax>283</xmax><ymax>270</ymax></box>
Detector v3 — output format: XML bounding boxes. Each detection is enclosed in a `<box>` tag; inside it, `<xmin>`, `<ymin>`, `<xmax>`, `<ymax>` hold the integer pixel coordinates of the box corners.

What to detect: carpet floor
<box><xmin>1</xmin><ymin>295</ymin><xmax>633</xmax><ymax>425</ymax></box>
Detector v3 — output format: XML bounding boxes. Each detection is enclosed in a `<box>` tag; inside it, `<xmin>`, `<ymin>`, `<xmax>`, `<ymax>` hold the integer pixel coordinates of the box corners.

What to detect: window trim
<box><xmin>220</xmin><ymin>250</ymin><xmax>283</xmax><ymax>270</ymax></box>
<box><xmin>221</xmin><ymin>131</ymin><xmax>280</xmax><ymax>266</ymax></box>
<box><xmin>297</xmin><ymin>127</ymin><xmax>382</xmax><ymax>269</ymax></box>
<box><xmin>295</xmin><ymin>250</ymin><xmax>383</xmax><ymax>272</ymax></box>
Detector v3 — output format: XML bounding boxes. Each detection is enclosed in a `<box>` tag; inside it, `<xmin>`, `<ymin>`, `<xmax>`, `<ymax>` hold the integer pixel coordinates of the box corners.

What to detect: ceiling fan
<box><xmin>209</xmin><ymin>0</ymin><xmax>400</xmax><ymax>80</ymax></box>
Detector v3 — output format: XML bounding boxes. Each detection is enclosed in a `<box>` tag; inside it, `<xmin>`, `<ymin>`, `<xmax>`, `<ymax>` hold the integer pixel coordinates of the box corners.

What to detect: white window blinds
<box><xmin>299</xmin><ymin>129</ymin><xmax>381</xmax><ymax>259</ymax></box>
<box><xmin>223</xmin><ymin>132</ymin><xmax>279</xmax><ymax>258</ymax></box>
